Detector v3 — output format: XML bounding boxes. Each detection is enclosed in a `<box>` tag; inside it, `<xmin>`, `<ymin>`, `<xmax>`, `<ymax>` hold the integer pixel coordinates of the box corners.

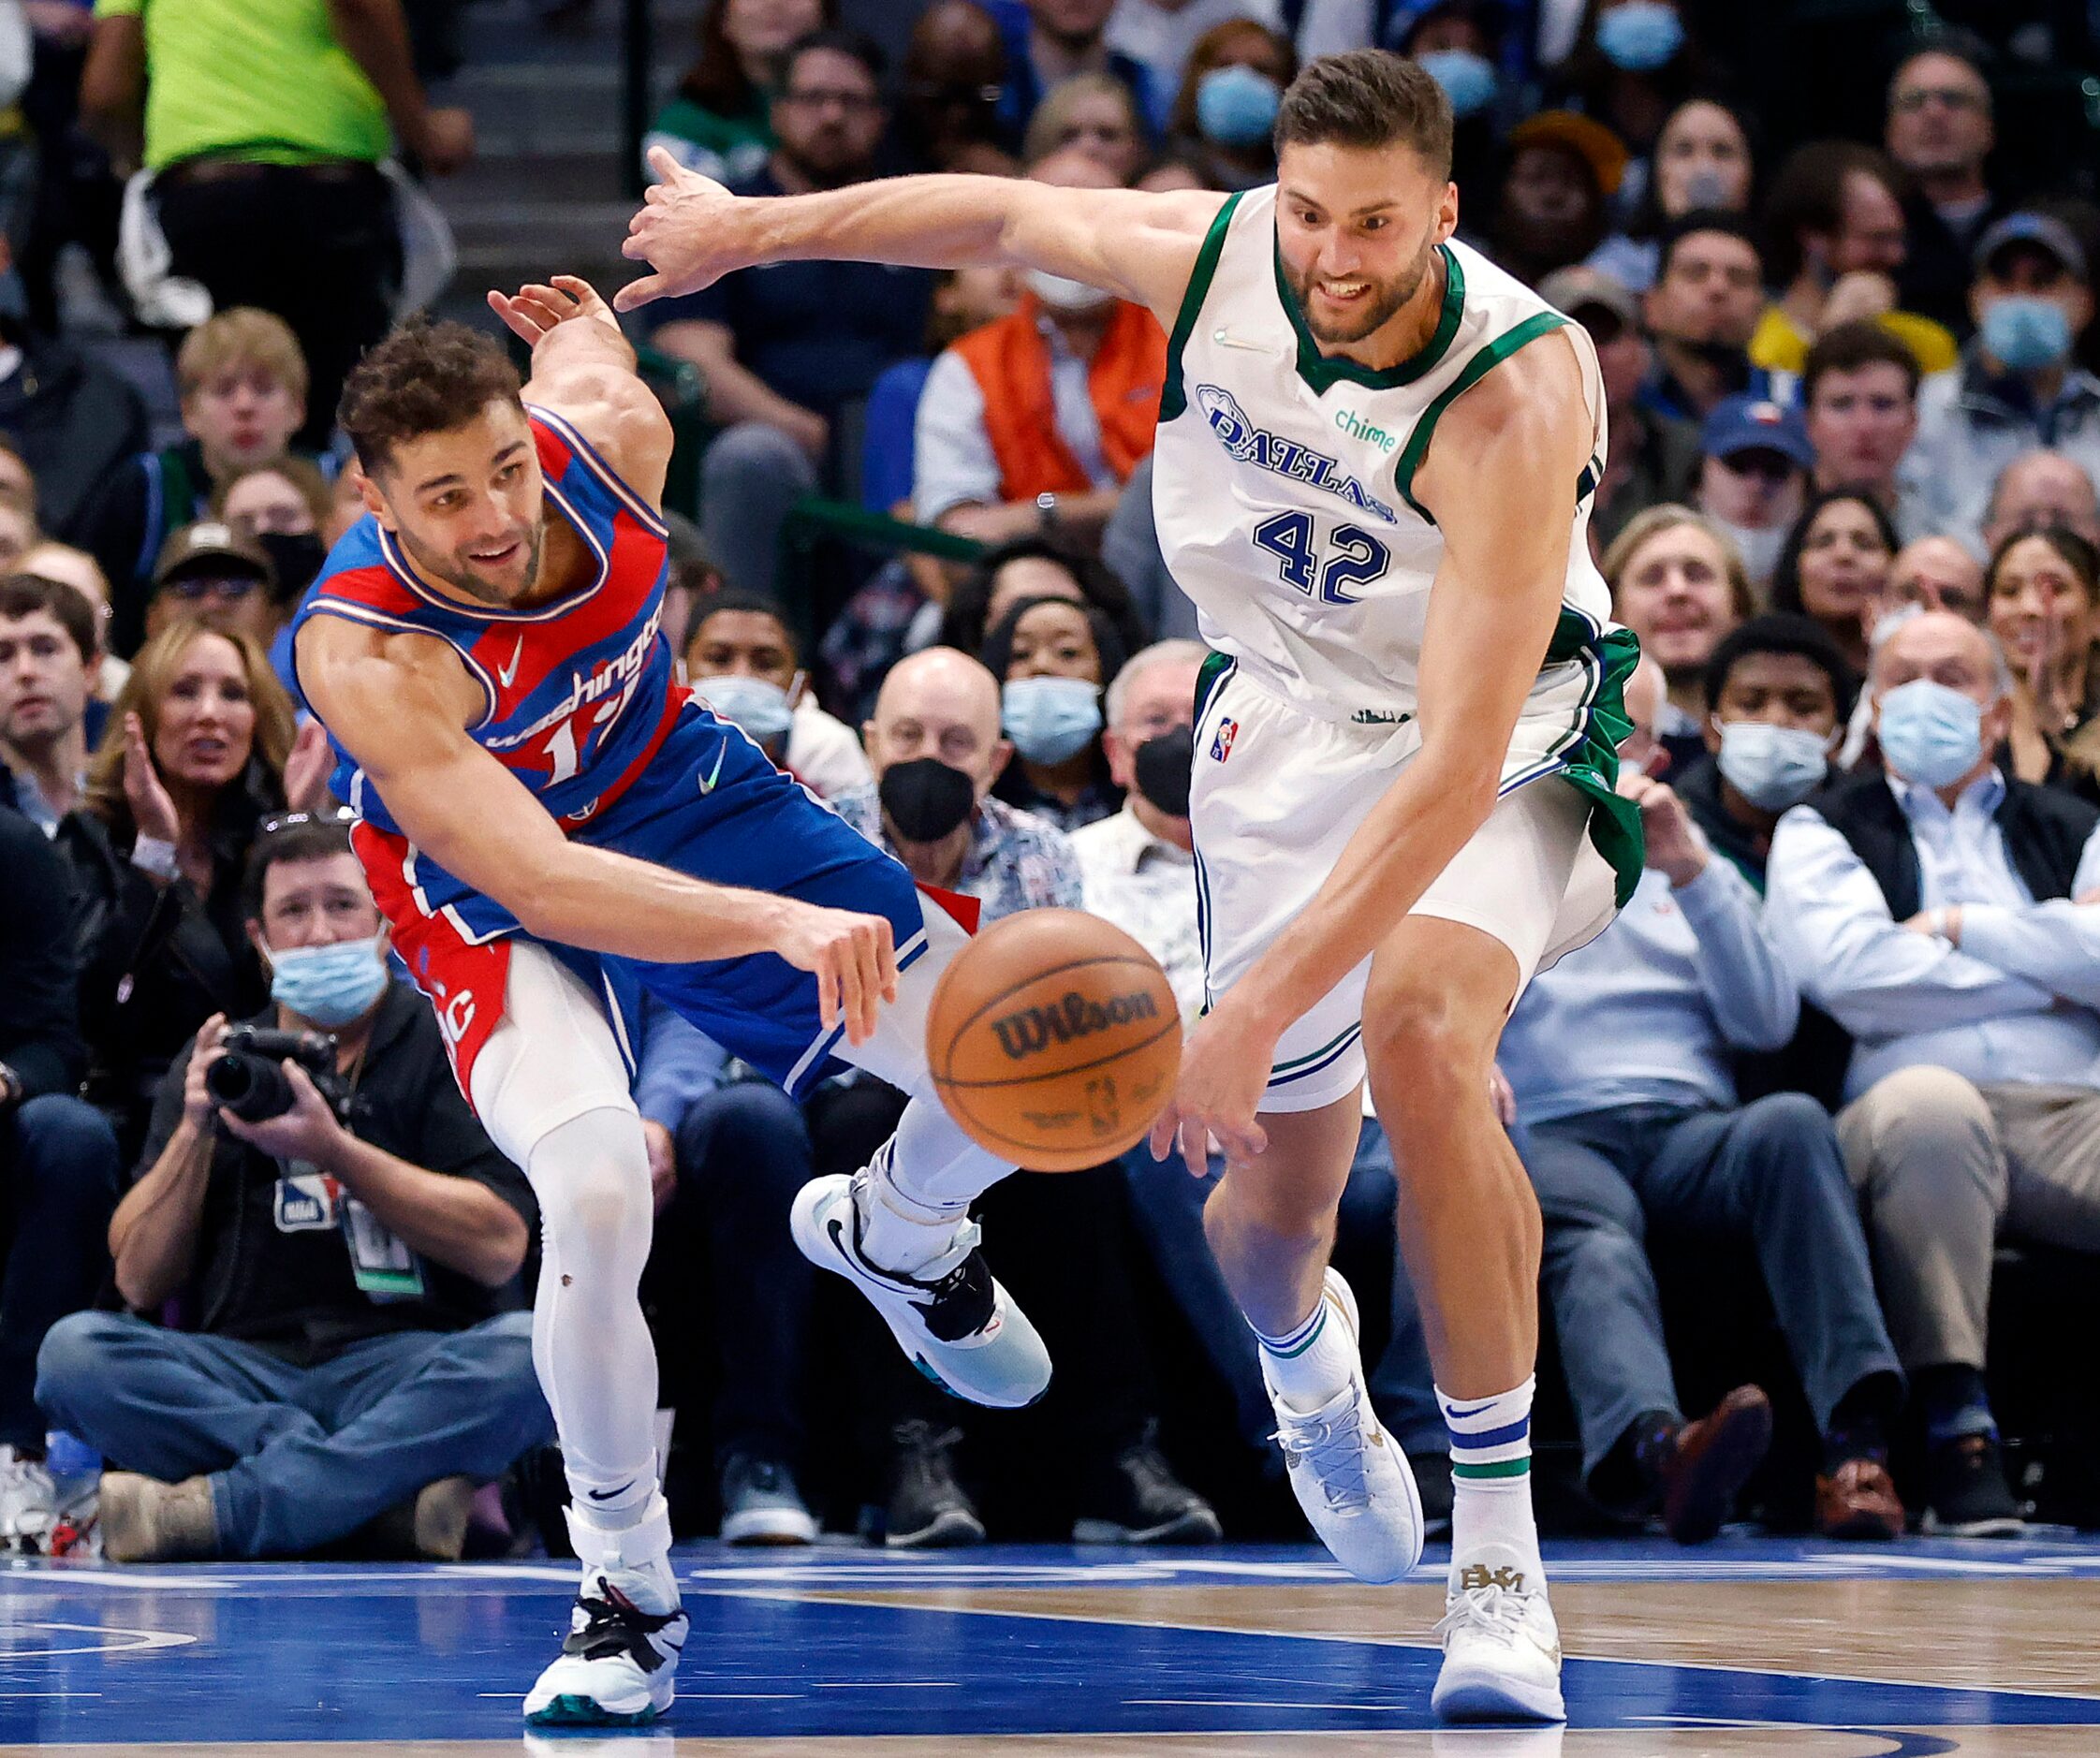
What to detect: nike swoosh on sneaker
<box><xmin>696</xmin><ymin>741</ymin><xmax>727</xmax><ymax>795</ymax></box>
<box><xmin>497</xmin><ymin>635</ymin><xmax>524</xmax><ymax>689</ymax></box>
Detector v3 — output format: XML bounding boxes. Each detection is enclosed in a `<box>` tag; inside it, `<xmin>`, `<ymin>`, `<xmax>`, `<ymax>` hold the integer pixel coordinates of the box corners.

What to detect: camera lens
<box><xmin>205</xmin><ymin>1051</ymin><xmax>296</xmax><ymax>1122</ymax></box>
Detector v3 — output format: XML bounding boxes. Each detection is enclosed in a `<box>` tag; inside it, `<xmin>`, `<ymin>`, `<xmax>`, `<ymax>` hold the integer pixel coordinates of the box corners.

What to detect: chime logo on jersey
<box><xmin>1194</xmin><ymin>384</ymin><xmax>1399</xmax><ymax>523</ymax></box>
<box><xmin>1211</xmin><ymin>717</ymin><xmax>1238</xmax><ymax>762</ymax></box>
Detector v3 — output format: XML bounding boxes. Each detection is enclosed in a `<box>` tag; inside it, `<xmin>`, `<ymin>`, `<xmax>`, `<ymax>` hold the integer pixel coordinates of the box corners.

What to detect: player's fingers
<box><xmin>1178</xmin><ymin>1116</ymin><xmax>1208</xmax><ymax>1179</ymax></box>
<box><xmin>874</xmin><ymin>916</ymin><xmax>898</xmax><ymax>1002</ymax></box>
<box><xmin>836</xmin><ymin>938</ymin><xmax>870</xmax><ymax>1046</ymax></box>
<box><xmin>1148</xmin><ymin>1101</ymin><xmax>1180</xmax><ymax>1164</ymax></box>
<box><xmin>815</xmin><ymin>953</ymin><xmax>839</xmax><ymax>1033</ymax></box>
<box><xmin>645</xmin><ymin>144</ymin><xmax>684</xmax><ymax>186</ymax></box>
<box><xmin>855</xmin><ymin>923</ymin><xmax>888</xmax><ymax>1029</ymax></box>
<box><xmin>613</xmin><ymin>272</ymin><xmax>666</xmax><ymax>310</ymax></box>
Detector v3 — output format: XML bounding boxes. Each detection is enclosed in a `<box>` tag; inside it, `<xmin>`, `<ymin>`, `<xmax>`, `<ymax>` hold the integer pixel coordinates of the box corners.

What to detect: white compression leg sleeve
<box><xmin>470</xmin><ymin>945</ymin><xmax>660</xmax><ymax>1522</ymax></box>
<box><xmin>831</xmin><ymin>896</ymin><xmax>1014</xmax><ymax>1271</ymax></box>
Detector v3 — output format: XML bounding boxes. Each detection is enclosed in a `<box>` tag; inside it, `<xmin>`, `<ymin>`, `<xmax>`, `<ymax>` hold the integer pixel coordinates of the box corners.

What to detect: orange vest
<box><xmin>949</xmin><ymin>296</ymin><xmax>1167</xmax><ymax>503</ymax></box>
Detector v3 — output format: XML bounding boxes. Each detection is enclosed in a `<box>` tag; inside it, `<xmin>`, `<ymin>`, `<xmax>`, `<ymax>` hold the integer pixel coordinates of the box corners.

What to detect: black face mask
<box><xmin>878</xmin><ymin>756</ymin><xmax>976</xmax><ymax>842</ymax></box>
<box><xmin>1132</xmin><ymin>725</ymin><xmax>1194</xmax><ymax>818</ymax></box>
<box><xmin>257</xmin><ymin>531</ymin><xmax>327</xmax><ymax>600</ymax></box>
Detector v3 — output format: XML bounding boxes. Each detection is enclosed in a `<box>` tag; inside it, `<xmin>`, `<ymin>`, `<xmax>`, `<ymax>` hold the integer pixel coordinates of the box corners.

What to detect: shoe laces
<box><xmin>1434</xmin><ymin>1580</ymin><xmax>1529</xmax><ymax>1648</ymax></box>
<box><xmin>1270</xmin><ymin>1399</ymin><xmax>1373</xmax><ymax>1513</ymax></box>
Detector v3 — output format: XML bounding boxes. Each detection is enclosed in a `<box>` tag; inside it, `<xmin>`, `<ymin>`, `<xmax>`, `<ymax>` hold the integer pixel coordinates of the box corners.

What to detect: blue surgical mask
<box><xmin>1002</xmin><ymin>675</ymin><xmax>1102</xmax><ymax>765</ymax></box>
<box><xmin>1417</xmin><ymin>49</ymin><xmax>1498</xmax><ymax>121</ymax></box>
<box><xmin>1877</xmin><ymin>679</ymin><xmax>1987</xmax><ymax>790</ymax></box>
<box><xmin>1596</xmin><ymin>0</ymin><xmax>1684</xmax><ymax>71</ymax></box>
<box><xmin>1715</xmin><ymin>720</ymin><xmax>1829</xmax><ymax>811</ymax></box>
<box><xmin>1196</xmin><ymin>64</ymin><xmax>1281</xmax><ymax>149</ymax></box>
<box><xmin>270</xmin><ymin>934</ymin><xmax>388</xmax><ymax>1028</ymax></box>
<box><xmin>696</xmin><ymin>672</ymin><xmax>795</xmax><ymax>748</ymax></box>
<box><xmin>1980</xmin><ymin>295</ymin><xmax>2073</xmax><ymax>374</ymax></box>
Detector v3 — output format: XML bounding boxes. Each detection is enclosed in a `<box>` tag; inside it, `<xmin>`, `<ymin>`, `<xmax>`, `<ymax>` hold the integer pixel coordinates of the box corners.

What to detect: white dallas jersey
<box><xmin>1153</xmin><ymin>187</ymin><xmax>1613</xmax><ymax>724</ymax></box>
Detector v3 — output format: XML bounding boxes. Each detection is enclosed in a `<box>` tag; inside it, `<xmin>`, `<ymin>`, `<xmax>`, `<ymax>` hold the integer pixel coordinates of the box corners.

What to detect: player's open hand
<box><xmin>777</xmin><ymin>901</ymin><xmax>899</xmax><ymax>1047</ymax></box>
<box><xmin>617</xmin><ymin>148</ymin><xmax>744</xmax><ymax>312</ymax></box>
<box><xmin>488</xmin><ymin>275</ymin><xmax>622</xmax><ymax>346</ymax></box>
<box><xmin>1149</xmin><ymin>1004</ymin><xmax>1271</xmax><ymax>1176</ymax></box>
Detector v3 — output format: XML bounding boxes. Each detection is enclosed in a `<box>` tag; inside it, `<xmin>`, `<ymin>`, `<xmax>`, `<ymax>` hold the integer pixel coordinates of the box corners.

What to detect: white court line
<box><xmin>0</xmin><ymin>1620</ymin><xmax>197</xmax><ymax>1658</ymax></box>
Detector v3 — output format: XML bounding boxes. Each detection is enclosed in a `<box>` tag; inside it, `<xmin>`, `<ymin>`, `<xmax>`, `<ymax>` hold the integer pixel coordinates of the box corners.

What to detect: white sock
<box><xmin>1253</xmin><ymin>1284</ymin><xmax>1358</xmax><ymax>1414</ymax></box>
<box><xmin>1441</xmin><ymin>1377</ymin><xmax>1546</xmax><ymax>1597</ymax></box>
<box><xmin>568</xmin><ymin>1493</ymin><xmax>679</xmax><ymax>1615</ymax></box>
<box><xmin>857</xmin><ymin>1099</ymin><xmax>1006</xmax><ymax>1275</ymax></box>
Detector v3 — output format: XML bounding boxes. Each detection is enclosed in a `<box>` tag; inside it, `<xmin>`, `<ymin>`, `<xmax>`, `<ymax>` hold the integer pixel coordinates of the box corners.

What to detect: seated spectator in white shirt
<box><xmin>1502</xmin><ymin>658</ymin><xmax>1904</xmax><ymax>1544</ymax></box>
<box><xmin>1767</xmin><ymin>608</ymin><xmax>2100</xmax><ymax>1535</ymax></box>
<box><xmin>681</xmin><ymin>593</ymin><xmax>872</xmax><ymax>800</ymax></box>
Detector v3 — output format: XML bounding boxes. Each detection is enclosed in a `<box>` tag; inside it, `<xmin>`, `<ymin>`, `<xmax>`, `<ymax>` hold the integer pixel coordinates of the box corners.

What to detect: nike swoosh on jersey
<box><xmin>696</xmin><ymin>741</ymin><xmax>727</xmax><ymax>795</ymax></box>
<box><xmin>496</xmin><ymin>636</ymin><xmax>524</xmax><ymax>689</ymax></box>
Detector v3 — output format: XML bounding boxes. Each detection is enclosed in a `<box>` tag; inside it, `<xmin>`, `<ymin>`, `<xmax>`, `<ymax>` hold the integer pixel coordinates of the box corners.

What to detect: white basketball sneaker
<box><xmin>1432</xmin><ymin>1544</ymin><xmax>1566</xmax><ymax>1723</ymax></box>
<box><xmin>791</xmin><ymin>1171</ymin><xmax>1051</xmax><ymax>1409</ymax></box>
<box><xmin>1262</xmin><ymin>1268</ymin><xmax>1424</xmax><ymax>1585</ymax></box>
<box><xmin>523</xmin><ymin>1497</ymin><xmax>688</xmax><ymax>1727</ymax></box>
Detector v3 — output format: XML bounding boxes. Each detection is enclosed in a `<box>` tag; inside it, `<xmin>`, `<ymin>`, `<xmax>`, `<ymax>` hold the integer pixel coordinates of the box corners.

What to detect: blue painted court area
<box><xmin>3</xmin><ymin>1539</ymin><xmax>2099</xmax><ymax>1745</ymax></box>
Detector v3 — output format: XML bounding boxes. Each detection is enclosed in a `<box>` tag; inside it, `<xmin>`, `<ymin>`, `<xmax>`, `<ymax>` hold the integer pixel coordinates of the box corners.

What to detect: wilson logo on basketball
<box><xmin>991</xmin><ymin>989</ymin><xmax>1161</xmax><ymax>1060</ymax></box>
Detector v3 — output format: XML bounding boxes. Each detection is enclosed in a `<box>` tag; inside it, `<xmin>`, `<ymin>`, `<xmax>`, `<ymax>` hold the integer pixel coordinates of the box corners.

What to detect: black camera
<box><xmin>206</xmin><ymin>1026</ymin><xmax>353</xmax><ymax>1124</ymax></box>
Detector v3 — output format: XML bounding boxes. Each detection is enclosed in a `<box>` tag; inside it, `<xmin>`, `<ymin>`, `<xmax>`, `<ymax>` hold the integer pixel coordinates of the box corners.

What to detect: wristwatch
<box><xmin>1035</xmin><ymin>491</ymin><xmax>1060</xmax><ymax>531</ymax></box>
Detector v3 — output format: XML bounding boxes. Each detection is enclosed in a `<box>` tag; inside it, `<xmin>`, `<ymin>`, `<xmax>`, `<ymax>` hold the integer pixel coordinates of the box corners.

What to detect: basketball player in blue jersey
<box><xmin>621</xmin><ymin>51</ymin><xmax>1647</xmax><ymax>1721</ymax></box>
<box><xmin>294</xmin><ymin>282</ymin><xmax>1056</xmax><ymax>1725</ymax></box>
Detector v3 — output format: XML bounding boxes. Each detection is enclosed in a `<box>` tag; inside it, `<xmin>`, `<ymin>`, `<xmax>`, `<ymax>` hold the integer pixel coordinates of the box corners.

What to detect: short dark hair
<box><xmin>1888</xmin><ymin>33</ymin><xmax>1993</xmax><ymax>106</ymax></box>
<box><xmin>0</xmin><ymin>572</ymin><xmax>96</xmax><ymax>664</ymax></box>
<box><xmin>1763</xmin><ymin>140</ymin><xmax>1900</xmax><ymax>287</ymax></box>
<box><xmin>1705</xmin><ymin>612</ymin><xmax>1858</xmax><ymax>723</ymax></box>
<box><xmin>688</xmin><ymin>589</ymin><xmax>800</xmax><ymax>661</ymax></box>
<box><xmin>337</xmin><ymin>316</ymin><xmax>523</xmax><ymax>476</ymax></box>
<box><xmin>1987</xmin><ymin>523</ymin><xmax>2100</xmax><ymax>605</ymax></box>
<box><xmin>779</xmin><ymin>27</ymin><xmax>885</xmax><ymax>90</ymax></box>
<box><xmin>1274</xmin><ymin>49</ymin><xmax>1453</xmax><ymax>181</ymax></box>
<box><xmin>1655</xmin><ymin>209</ymin><xmax>1762</xmax><ymax>283</ymax></box>
<box><xmin>242</xmin><ymin>814</ymin><xmax>360</xmax><ymax>919</ymax></box>
<box><xmin>1802</xmin><ymin>320</ymin><xmax>1921</xmax><ymax>404</ymax></box>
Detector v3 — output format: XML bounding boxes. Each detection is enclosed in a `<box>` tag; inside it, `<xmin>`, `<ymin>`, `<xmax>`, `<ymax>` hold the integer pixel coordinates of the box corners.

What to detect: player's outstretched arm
<box><xmin>617</xmin><ymin>148</ymin><xmax>1222</xmax><ymax>330</ymax></box>
<box><xmin>488</xmin><ymin>274</ymin><xmax>674</xmax><ymax>509</ymax></box>
<box><xmin>1227</xmin><ymin>336</ymin><xmax>1593</xmax><ymax>1033</ymax></box>
<box><xmin>297</xmin><ymin>621</ymin><xmax>898</xmax><ymax>1042</ymax></box>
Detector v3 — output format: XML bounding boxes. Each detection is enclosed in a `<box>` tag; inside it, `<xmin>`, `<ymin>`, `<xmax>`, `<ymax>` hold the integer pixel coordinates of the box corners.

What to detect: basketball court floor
<box><xmin>6</xmin><ymin>1536</ymin><xmax>2099</xmax><ymax>1754</ymax></box>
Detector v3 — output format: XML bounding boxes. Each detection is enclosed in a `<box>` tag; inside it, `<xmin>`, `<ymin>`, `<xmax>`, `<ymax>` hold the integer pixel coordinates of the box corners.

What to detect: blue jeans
<box><xmin>1119</xmin><ymin>1119</ymin><xmax>1445</xmax><ymax>1460</ymax></box>
<box><xmin>2</xmin><ymin>1095</ymin><xmax>121</xmax><ymax>1450</ymax></box>
<box><xmin>653</xmin><ymin>1080</ymin><xmax>815</xmax><ymax>1470</ymax></box>
<box><xmin>36</xmin><ymin>1310</ymin><xmax>551</xmax><ymax>1558</ymax></box>
<box><xmin>1520</xmin><ymin>1095</ymin><xmax>1902</xmax><ymax>1487</ymax></box>
<box><xmin>701</xmin><ymin>420</ymin><xmax>817</xmax><ymax>599</ymax></box>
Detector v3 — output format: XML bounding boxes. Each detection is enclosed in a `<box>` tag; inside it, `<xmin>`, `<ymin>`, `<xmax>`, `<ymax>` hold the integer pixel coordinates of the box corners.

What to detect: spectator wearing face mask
<box><xmin>1545</xmin><ymin>0</ymin><xmax>1719</xmax><ymax>213</ymax></box>
<box><xmin>1767</xmin><ymin>609</ymin><xmax>2100</xmax><ymax>1536</ymax></box>
<box><xmin>1400</xmin><ymin>1</ymin><xmax>1511</xmax><ymax>200</ymax></box>
<box><xmin>1770</xmin><ymin>488</ymin><xmax>1899</xmax><ymax>680</ymax></box>
<box><xmin>682</xmin><ymin>592</ymin><xmax>871</xmax><ymax>800</ymax></box>
<box><xmin>1106</xmin><ymin>0</ymin><xmax>1283</xmax><ymax>103</ymax></box>
<box><xmin>1984</xmin><ymin>527</ymin><xmax>2100</xmax><ymax>802</ymax></box>
<box><xmin>981</xmin><ymin>593</ymin><xmax>1127</xmax><ymax>831</ymax></box>
<box><xmin>1542</xmin><ymin>267</ymin><xmax>1698</xmax><ymax>549</ymax></box>
<box><xmin>1912</xmin><ymin>214</ymin><xmax>2100</xmax><ymax>557</ymax></box>
<box><xmin>1502</xmin><ymin>654</ymin><xmax>1905</xmax><ymax>1544</ymax></box>
<box><xmin>1693</xmin><ymin>393</ymin><xmax>1811</xmax><ymax>594</ymax></box>
<box><xmin>912</xmin><ymin>145</ymin><xmax>1167</xmax><ymax>551</ymax></box>
<box><xmin>1587</xmin><ymin>96</ymin><xmax>1755</xmax><ymax>296</ymax></box>
<box><xmin>1159</xmin><ymin>19</ymin><xmax>1293</xmax><ymax>194</ymax></box>
<box><xmin>1980</xmin><ymin>450</ymin><xmax>2100</xmax><ymax>557</ymax></box>
<box><xmin>823</xmin><ymin>647</ymin><xmax>1217</xmax><ymax>1550</ymax></box>
<box><xmin>1674</xmin><ymin>615</ymin><xmax>1858</xmax><ymax>1109</ymax></box>
<box><xmin>1754</xmin><ymin>141</ymin><xmax>1958</xmax><ymax>382</ymax></box>
<box><xmin>212</xmin><ymin>458</ymin><xmax>333</xmax><ymax>608</ymax></box>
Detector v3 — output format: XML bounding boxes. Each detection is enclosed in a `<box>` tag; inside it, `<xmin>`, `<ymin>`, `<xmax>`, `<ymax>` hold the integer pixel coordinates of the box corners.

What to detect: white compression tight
<box><xmin>471</xmin><ymin>945</ymin><xmax>659</xmax><ymax>1519</ymax></box>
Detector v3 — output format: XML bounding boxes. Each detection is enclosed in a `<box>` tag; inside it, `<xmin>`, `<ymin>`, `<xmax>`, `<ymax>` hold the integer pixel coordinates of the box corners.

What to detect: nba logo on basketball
<box><xmin>1211</xmin><ymin>718</ymin><xmax>1238</xmax><ymax>762</ymax></box>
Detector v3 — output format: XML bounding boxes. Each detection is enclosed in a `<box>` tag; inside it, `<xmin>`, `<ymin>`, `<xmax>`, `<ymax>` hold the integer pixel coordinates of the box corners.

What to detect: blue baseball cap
<box><xmin>1700</xmin><ymin>394</ymin><xmax>1815</xmax><ymax>471</ymax></box>
<box><xmin>1974</xmin><ymin>212</ymin><xmax>2088</xmax><ymax>283</ymax></box>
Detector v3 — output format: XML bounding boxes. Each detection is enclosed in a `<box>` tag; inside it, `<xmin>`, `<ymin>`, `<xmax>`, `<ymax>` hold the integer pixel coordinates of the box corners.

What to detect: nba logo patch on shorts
<box><xmin>1211</xmin><ymin>717</ymin><xmax>1238</xmax><ymax>762</ymax></box>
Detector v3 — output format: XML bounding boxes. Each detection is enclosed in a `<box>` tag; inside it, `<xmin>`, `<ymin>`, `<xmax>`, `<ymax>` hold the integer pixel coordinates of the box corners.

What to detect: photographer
<box><xmin>36</xmin><ymin>815</ymin><xmax>551</xmax><ymax>1563</ymax></box>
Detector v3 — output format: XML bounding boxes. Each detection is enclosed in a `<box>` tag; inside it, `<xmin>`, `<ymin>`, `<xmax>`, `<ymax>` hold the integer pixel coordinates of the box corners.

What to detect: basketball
<box><xmin>926</xmin><ymin>910</ymin><xmax>1182</xmax><ymax>1172</ymax></box>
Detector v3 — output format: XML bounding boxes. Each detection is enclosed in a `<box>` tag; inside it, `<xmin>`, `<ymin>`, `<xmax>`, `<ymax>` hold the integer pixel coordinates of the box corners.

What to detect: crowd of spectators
<box><xmin>6</xmin><ymin>0</ymin><xmax>2100</xmax><ymax>1565</ymax></box>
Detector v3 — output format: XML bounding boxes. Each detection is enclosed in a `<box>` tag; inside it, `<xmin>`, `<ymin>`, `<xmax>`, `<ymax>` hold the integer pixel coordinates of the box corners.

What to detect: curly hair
<box><xmin>337</xmin><ymin>316</ymin><xmax>523</xmax><ymax>475</ymax></box>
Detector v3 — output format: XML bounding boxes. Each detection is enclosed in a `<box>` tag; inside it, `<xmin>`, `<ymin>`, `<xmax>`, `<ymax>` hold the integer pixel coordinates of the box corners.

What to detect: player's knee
<box><xmin>528</xmin><ymin>1107</ymin><xmax>654</xmax><ymax>1268</ymax></box>
<box><xmin>1362</xmin><ymin>987</ymin><xmax>1492</xmax><ymax>1121</ymax></box>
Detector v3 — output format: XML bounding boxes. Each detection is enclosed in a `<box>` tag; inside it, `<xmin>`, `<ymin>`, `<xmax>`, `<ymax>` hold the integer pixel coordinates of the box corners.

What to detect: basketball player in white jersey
<box><xmin>623</xmin><ymin>51</ymin><xmax>1641</xmax><ymax>1721</ymax></box>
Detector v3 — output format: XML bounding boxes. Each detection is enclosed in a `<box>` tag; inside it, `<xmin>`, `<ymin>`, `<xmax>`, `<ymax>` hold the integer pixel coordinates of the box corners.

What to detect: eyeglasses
<box><xmin>1893</xmin><ymin>87</ymin><xmax>1986</xmax><ymax>113</ymax></box>
<box><xmin>166</xmin><ymin>574</ymin><xmax>262</xmax><ymax>599</ymax></box>
<box><xmin>779</xmin><ymin>89</ymin><xmax>883</xmax><ymax>114</ymax></box>
<box><xmin>257</xmin><ymin>804</ymin><xmax>356</xmax><ymax>838</ymax></box>
<box><xmin>1718</xmin><ymin>451</ymin><xmax>1799</xmax><ymax>484</ymax></box>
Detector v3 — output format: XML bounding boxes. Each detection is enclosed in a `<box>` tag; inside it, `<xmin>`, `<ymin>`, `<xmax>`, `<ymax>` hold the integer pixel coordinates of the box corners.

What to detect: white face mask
<box><xmin>1025</xmin><ymin>268</ymin><xmax>1114</xmax><ymax>314</ymax></box>
<box><xmin>1712</xmin><ymin>516</ymin><xmax>1788</xmax><ymax>584</ymax></box>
